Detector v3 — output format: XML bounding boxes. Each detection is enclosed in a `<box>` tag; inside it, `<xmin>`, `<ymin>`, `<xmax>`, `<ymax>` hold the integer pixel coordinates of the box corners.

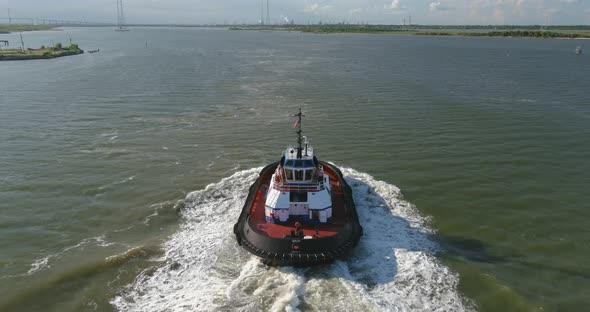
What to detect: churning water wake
<box><xmin>111</xmin><ymin>167</ymin><xmax>471</xmax><ymax>312</ymax></box>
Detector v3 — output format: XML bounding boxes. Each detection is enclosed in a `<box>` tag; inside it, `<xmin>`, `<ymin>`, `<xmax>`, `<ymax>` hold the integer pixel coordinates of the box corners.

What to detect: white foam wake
<box><xmin>111</xmin><ymin>167</ymin><xmax>473</xmax><ymax>312</ymax></box>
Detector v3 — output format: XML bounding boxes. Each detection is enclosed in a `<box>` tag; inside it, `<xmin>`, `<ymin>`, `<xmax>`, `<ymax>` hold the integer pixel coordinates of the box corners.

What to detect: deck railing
<box><xmin>272</xmin><ymin>165</ymin><xmax>326</xmax><ymax>192</ymax></box>
<box><xmin>271</xmin><ymin>181</ymin><xmax>325</xmax><ymax>192</ymax></box>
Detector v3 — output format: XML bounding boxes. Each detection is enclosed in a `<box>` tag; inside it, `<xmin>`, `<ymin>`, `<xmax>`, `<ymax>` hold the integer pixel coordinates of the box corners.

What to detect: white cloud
<box><xmin>429</xmin><ymin>1</ymin><xmax>453</xmax><ymax>11</ymax></box>
<box><xmin>384</xmin><ymin>0</ymin><xmax>408</xmax><ymax>13</ymax></box>
<box><xmin>303</xmin><ymin>3</ymin><xmax>334</xmax><ymax>15</ymax></box>
<box><xmin>279</xmin><ymin>14</ymin><xmax>291</xmax><ymax>23</ymax></box>
<box><xmin>429</xmin><ymin>2</ymin><xmax>441</xmax><ymax>11</ymax></box>
<box><xmin>386</xmin><ymin>0</ymin><xmax>401</xmax><ymax>10</ymax></box>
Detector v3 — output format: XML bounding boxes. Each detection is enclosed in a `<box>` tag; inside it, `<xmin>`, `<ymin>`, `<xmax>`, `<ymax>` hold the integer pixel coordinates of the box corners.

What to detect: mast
<box><xmin>295</xmin><ymin>108</ymin><xmax>304</xmax><ymax>158</ymax></box>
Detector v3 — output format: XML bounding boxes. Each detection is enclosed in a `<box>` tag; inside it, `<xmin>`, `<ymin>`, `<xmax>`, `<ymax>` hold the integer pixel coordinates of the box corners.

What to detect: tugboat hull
<box><xmin>233</xmin><ymin>162</ymin><xmax>363</xmax><ymax>266</ymax></box>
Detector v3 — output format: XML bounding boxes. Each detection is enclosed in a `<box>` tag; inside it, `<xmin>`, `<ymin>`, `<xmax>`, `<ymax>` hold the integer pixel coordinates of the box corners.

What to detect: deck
<box><xmin>248</xmin><ymin>165</ymin><xmax>347</xmax><ymax>239</ymax></box>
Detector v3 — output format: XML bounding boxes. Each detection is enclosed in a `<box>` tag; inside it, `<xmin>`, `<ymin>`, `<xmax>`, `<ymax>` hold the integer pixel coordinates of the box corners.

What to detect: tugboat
<box><xmin>233</xmin><ymin>109</ymin><xmax>363</xmax><ymax>266</ymax></box>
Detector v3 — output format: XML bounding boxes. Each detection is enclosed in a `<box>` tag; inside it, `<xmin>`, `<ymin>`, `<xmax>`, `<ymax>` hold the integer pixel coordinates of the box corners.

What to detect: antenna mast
<box><xmin>295</xmin><ymin>108</ymin><xmax>304</xmax><ymax>158</ymax></box>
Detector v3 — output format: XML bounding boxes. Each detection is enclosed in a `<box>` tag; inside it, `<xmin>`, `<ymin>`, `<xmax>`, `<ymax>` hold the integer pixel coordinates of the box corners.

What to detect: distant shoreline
<box><xmin>1</xmin><ymin>23</ymin><xmax>588</xmax><ymax>40</ymax></box>
<box><xmin>0</xmin><ymin>25</ymin><xmax>59</xmax><ymax>34</ymax></box>
<box><xmin>414</xmin><ymin>30</ymin><xmax>590</xmax><ymax>39</ymax></box>
<box><xmin>229</xmin><ymin>25</ymin><xmax>590</xmax><ymax>39</ymax></box>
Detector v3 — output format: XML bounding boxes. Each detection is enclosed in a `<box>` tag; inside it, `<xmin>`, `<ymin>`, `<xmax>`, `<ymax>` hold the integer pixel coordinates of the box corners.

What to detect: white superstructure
<box><xmin>264</xmin><ymin>142</ymin><xmax>333</xmax><ymax>224</ymax></box>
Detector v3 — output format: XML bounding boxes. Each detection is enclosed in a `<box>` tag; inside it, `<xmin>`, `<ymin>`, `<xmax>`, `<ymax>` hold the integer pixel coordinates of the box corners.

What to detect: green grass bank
<box><xmin>0</xmin><ymin>43</ymin><xmax>84</xmax><ymax>61</ymax></box>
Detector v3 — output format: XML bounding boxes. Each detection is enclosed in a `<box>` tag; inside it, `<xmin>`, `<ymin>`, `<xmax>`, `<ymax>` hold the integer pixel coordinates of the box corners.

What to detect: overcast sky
<box><xmin>1</xmin><ymin>0</ymin><xmax>589</xmax><ymax>25</ymax></box>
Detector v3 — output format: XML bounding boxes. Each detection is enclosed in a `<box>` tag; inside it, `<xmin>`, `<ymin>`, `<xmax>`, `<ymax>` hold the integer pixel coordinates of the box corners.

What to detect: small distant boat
<box><xmin>576</xmin><ymin>46</ymin><xmax>583</xmax><ymax>55</ymax></box>
<box><xmin>88</xmin><ymin>49</ymin><xmax>100</xmax><ymax>54</ymax></box>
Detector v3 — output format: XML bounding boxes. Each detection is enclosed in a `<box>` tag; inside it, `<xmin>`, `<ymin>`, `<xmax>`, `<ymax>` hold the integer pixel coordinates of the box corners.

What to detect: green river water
<box><xmin>0</xmin><ymin>27</ymin><xmax>589</xmax><ymax>312</ymax></box>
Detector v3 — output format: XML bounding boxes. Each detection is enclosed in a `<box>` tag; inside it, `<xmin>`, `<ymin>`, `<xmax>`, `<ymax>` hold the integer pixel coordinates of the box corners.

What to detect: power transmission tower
<box><xmin>260</xmin><ymin>0</ymin><xmax>264</xmax><ymax>25</ymax></box>
<box><xmin>266</xmin><ymin>0</ymin><xmax>270</xmax><ymax>25</ymax></box>
<box><xmin>116</xmin><ymin>0</ymin><xmax>129</xmax><ymax>31</ymax></box>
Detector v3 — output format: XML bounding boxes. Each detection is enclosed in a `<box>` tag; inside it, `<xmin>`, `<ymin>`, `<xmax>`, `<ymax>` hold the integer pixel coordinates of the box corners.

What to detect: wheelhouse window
<box><xmin>284</xmin><ymin>169</ymin><xmax>293</xmax><ymax>180</ymax></box>
<box><xmin>294</xmin><ymin>170</ymin><xmax>304</xmax><ymax>181</ymax></box>
<box><xmin>284</xmin><ymin>157</ymin><xmax>316</xmax><ymax>182</ymax></box>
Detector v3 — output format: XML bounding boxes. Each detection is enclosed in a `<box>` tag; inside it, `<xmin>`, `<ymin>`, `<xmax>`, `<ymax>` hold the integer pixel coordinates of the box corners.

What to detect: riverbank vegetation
<box><xmin>296</xmin><ymin>27</ymin><xmax>590</xmax><ymax>38</ymax></box>
<box><xmin>0</xmin><ymin>43</ymin><xmax>83</xmax><ymax>61</ymax></box>
<box><xmin>0</xmin><ymin>25</ymin><xmax>57</xmax><ymax>34</ymax></box>
<box><xmin>416</xmin><ymin>30</ymin><xmax>590</xmax><ymax>38</ymax></box>
<box><xmin>230</xmin><ymin>24</ymin><xmax>590</xmax><ymax>39</ymax></box>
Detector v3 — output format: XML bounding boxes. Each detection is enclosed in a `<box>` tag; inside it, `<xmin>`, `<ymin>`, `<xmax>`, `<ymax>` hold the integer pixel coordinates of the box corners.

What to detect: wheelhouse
<box><xmin>282</xmin><ymin>156</ymin><xmax>317</xmax><ymax>184</ymax></box>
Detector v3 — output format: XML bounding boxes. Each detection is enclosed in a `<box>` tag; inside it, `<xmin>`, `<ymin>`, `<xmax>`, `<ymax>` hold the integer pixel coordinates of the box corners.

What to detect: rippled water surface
<box><xmin>1</xmin><ymin>27</ymin><xmax>589</xmax><ymax>312</ymax></box>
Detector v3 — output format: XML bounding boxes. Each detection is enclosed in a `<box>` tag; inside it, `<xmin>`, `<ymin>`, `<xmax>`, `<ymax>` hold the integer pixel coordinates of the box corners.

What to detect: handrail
<box><xmin>272</xmin><ymin>182</ymin><xmax>325</xmax><ymax>192</ymax></box>
<box><xmin>272</xmin><ymin>165</ymin><xmax>326</xmax><ymax>192</ymax></box>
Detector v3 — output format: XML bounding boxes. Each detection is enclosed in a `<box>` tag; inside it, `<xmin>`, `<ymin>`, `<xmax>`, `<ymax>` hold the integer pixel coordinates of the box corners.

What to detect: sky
<box><xmin>1</xmin><ymin>0</ymin><xmax>589</xmax><ymax>25</ymax></box>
